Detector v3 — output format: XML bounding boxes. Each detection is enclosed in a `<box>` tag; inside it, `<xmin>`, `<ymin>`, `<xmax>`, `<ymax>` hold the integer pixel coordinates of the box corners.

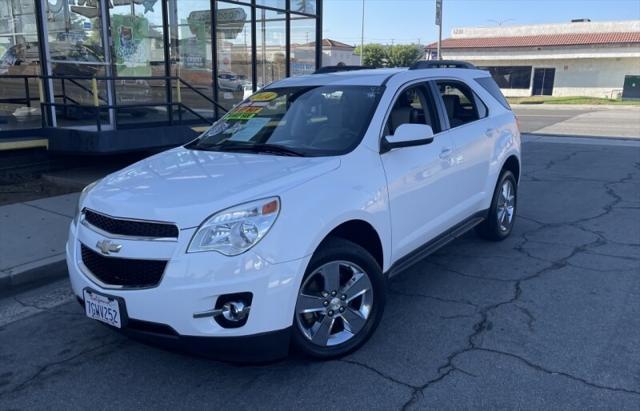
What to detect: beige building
<box><xmin>426</xmin><ymin>20</ymin><xmax>640</xmax><ymax>99</ymax></box>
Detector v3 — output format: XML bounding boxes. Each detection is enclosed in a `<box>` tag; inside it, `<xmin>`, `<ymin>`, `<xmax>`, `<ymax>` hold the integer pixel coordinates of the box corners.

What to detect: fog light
<box><xmin>192</xmin><ymin>292</ymin><xmax>253</xmax><ymax>328</ymax></box>
<box><xmin>221</xmin><ymin>301</ymin><xmax>250</xmax><ymax>322</ymax></box>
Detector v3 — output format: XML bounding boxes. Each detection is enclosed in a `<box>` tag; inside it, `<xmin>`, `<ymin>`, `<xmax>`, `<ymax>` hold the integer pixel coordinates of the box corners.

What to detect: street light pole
<box><xmin>360</xmin><ymin>0</ymin><xmax>365</xmax><ymax>65</ymax></box>
<box><xmin>436</xmin><ymin>0</ymin><xmax>443</xmax><ymax>60</ymax></box>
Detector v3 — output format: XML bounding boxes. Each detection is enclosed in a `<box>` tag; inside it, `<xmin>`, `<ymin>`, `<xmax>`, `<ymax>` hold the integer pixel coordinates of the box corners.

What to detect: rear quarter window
<box><xmin>475</xmin><ymin>76</ymin><xmax>511</xmax><ymax>110</ymax></box>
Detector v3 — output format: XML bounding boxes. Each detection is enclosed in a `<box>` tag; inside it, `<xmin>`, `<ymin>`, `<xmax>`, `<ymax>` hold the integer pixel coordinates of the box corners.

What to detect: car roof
<box><xmin>267</xmin><ymin>67</ymin><xmax>490</xmax><ymax>89</ymax></box>
<box><xmin>269</xmin><ymin>68</ymin><xmax>405</xmax><ymax>88</ymax></box>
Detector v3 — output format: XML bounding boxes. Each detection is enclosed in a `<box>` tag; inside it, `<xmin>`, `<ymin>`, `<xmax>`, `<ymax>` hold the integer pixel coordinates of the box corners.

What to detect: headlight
<box><xmin>188</xmin><ymin>197</ymin><xmax>280</xmax><ymax>256</ymax></box>
<box><xmin>72</xmin><ymin>179</ymin><xmax>100</xmax><ymax>225</ymax></box>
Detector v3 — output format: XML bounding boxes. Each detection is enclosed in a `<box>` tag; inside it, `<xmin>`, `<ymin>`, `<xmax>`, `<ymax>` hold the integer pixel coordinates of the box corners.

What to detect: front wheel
<box><xmin>292</xmin><ymin>237</ymin><xmax>386</xmax><ymax>359</ymax></box>
<box><xmin>476</xmin><ymin>170</ymin><xmax>518</xmax><ymax>241</ymax></box>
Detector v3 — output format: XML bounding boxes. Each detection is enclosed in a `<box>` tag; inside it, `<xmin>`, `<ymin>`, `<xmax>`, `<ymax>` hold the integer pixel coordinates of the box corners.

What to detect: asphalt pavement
<box><xmin>513</xmin><ymin>105</ymin><xmax>640</xmax><ymax>139</ymax></box>
<box><xmin>0</xmin><ymin>136</ymin><xmax>639</xmax><ymax>409</ymax></box>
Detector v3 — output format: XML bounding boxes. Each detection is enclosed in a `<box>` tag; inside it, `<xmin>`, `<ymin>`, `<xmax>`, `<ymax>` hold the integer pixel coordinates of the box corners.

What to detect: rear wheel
<box><xmin>476</xmin><ymin>170</ymin><xmax>517</xmax><ymax>241</ymax></box>
<box><xmin>292</xmin><ymin>237</ymin><xmax>385</xmax><ymax>359</ymax></box>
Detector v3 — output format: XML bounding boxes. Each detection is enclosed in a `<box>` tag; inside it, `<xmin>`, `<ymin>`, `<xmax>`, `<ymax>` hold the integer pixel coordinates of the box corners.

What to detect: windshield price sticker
<box><xmin>226</xmin><ymin>105</ymin><xmax>263</xmax><ymax>121</ymax></box>
<box><xmin>227</xmin><ymin>112</ymin><xmax>257</xmax><ymax>120</ymax></box>
<box><xmin>250</xmin><ymin>91</ymin><xmax>278</xmax><ymax>102</ymax></box>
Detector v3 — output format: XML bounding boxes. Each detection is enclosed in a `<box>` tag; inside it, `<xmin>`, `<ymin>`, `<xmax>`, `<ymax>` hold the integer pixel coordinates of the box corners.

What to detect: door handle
<box><xmin>439</xmin><ymin>147</ymin><xmax>452</xmax><ymax>159</ymax></box>
<box><xmin>486</xmin><ymin>128</ymin><xmax>496</xmax><ymax>137</ymax></box>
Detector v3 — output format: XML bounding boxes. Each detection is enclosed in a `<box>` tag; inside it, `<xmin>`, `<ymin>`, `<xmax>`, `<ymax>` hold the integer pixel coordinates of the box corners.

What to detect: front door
<box><xmin>532</xmin><ymin>68</ymin><xmax>555</xmax><ymax>96</ymax></box>
<box><xmin>381</xmin><ymin>83</ymin><xmax>458</xmax><ymax>260</ymax></box>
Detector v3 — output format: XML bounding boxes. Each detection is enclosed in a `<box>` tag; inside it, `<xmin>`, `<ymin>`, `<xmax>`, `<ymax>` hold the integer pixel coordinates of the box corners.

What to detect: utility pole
<box><xmin>360</xmin><ymin>0</ymin><xmax>365</xmax><ymax>65</ymax></box>
<box><xmin>435</xmin><ymin>0</ymin><xmax>443</xmax><ymax>60</ymax></box>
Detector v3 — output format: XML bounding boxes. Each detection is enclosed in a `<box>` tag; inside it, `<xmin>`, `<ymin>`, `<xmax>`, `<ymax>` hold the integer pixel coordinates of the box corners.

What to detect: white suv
<box><xmin>67</xmin><ymin>62</ymin><xmax>521</xmax><ymax>361</ymax></box>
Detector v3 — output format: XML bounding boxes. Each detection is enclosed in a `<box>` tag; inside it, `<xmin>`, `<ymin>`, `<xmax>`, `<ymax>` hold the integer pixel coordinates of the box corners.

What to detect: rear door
<box><xmin>430</xmin><ymin>79</ymin><xmax>493</xmax><ymax>219</ymax></box>
<box><xmin>380</xmin><ymin>81</ymin><xmax>460</xmax><ymax>259</ymax></box>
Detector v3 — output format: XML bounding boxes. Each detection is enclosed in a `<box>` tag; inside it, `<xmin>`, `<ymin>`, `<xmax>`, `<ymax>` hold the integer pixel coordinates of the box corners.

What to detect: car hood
<box><xmin>84</xmin><ymin>147</ymin><xmax>340</xmax><ymax>228</ymax></box>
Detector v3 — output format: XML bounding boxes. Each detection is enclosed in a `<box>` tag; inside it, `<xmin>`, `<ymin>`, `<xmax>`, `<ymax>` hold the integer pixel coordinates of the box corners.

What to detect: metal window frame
<box><xmin>1</xmin><ymin>0</ymin><xmax>322</xmax><ymax>138</ymax></box>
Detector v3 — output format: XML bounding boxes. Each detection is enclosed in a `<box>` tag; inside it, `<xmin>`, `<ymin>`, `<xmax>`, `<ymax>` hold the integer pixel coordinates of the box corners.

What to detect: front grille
<box><xmin>81</xmin><ymin>244</ymin><xmax>167</xmax><ymax>288</ymax></box>
<box><xmin>84</xmin><ymin>209</ymin><xmax>179</xmax><ymax>239</ymax></box>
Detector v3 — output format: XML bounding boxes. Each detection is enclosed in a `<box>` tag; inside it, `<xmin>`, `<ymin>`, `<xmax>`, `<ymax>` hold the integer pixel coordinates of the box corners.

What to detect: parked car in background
<box><xmin>217</xmin><ymin>71</ymin><xmax>248</xmax><ymax>92</ymax></box>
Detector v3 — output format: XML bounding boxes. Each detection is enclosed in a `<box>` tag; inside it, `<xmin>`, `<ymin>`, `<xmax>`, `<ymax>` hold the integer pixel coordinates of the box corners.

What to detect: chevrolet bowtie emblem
<box><xmin>96</xmin><ymin>240</ymin><xmax>122</xmax><ymax>255</ymax></box>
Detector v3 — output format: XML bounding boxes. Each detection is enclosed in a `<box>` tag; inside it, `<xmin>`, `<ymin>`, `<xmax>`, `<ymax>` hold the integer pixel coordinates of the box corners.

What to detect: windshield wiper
<box><xmin>203</xmin><ymin>143</ymin><xmax>305</xmax><ymax>157</ymax></box>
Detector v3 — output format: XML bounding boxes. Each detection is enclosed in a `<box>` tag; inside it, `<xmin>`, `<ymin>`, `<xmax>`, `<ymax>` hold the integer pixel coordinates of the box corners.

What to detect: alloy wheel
<box><xmin>497</xmin><ymin>179</ymin><xmax>516</xmax><ymax>232</ymax></box>
<box><xmin>295</xmin><ymin>260</ymin><xmax>374</xmax><ymax>347</ymax></box>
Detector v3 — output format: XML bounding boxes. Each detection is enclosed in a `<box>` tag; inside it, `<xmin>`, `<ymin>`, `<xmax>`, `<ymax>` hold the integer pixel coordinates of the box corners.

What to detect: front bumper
<box><xmin>67</xmin><ymin>221</ymin><xmax>310</xmax><ymax>360</ymax></box>
<box><xmin>75</xmin><ymin>295</ymin><xmax>290</xmax><ymax>362</ymax></box>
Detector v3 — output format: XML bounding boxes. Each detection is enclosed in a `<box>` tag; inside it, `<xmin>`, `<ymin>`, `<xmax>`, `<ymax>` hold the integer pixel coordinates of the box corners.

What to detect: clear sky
<box><xmin>323</xmin><ymin>0</ymin><xmax>640</xmax><ymax>45</ymax></box>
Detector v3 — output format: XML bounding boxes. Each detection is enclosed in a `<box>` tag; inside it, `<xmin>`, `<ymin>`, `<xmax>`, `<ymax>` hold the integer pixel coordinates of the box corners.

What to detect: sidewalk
<box><xmin>0</xmin><ymin>192</ymin><xmax>79</xmax><ymax>290</ymax></box>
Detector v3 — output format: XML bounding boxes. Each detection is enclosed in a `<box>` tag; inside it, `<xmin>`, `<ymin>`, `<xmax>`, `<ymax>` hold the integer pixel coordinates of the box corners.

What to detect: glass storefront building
<box><xmin>0</xmin><ymin>0</ymin><xmax>322</xmax><ymax>152</ymax></box>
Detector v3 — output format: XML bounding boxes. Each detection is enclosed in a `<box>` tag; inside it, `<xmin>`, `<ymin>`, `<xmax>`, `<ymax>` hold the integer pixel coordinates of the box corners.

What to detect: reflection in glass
<box><xmin>216</xmin><ymin>1</ymin><xmax>252</xmax><ymax>110</ymax></box>
<box><xmin>255</xmin><ymin>0</ymin><xmax>286</xmax><ymax>10</ymax></box>
<box><xmin>256</xmin><ymin>8</ymin><xmax>285</xmax><ymax>90</ymax></box>
<box><xmin>290</xmin><ymin>15</ymin><xmax>316</xmax><ymax>76</ymax></box>
<box><xmin>291</xmin><ymin>0</ymin><xmax>317</xmax><ymax>15</ymax></box>
<box><xmin>169</xmin><ymin>0</ymin><xmax>215</xmax><ymax>120</ymax></box>
<box><xmin>109</xmin><ymin>0</ymin><xmax>166</xmax><ymax>124</ymax></box>
<box><xmin>0</xmin><ymin>0</ymin><xmax>40</xmax><ymax>130</ymax></box>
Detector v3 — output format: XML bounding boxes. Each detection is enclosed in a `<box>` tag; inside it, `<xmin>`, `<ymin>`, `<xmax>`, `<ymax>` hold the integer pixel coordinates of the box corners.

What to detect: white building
<box><xmin>426</xmin><ymin>20</ymin><xmax>640</xmax><ymax>99</ymax></box>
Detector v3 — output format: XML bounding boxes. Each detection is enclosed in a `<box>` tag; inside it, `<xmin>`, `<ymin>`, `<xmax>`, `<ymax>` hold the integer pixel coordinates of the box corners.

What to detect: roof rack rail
<box><xmin>313</xmin><ymin>65</ymin><xmax>374</xmax><ymax>74</ymax></box>
<box><xmin>409</xmin><ymin>60</ymin><xmax>477</xmax><ymax>70</ymax></box>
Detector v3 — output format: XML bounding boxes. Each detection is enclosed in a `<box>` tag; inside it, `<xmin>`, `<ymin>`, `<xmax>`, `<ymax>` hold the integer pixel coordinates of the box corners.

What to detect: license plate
<box><xmin>83</xmin><ymin>289</ymin><xmax>123</xmax><ymax>328</ymax></box>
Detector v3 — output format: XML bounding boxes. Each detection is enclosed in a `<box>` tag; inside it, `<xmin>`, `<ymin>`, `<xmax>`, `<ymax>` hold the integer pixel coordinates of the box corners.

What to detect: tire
<box><xmin>291</xmin><ymin>237</ymin><xmax>386</xmax><ymax>359</ymax></box>
<box><xmin>476</xmin><ymin>170</ymin><xmax>518</xmax><ymax>241</ymax></box>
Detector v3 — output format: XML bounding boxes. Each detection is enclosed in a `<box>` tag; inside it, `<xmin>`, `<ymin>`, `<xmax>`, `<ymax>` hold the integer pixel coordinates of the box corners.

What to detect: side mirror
<box><xmin>381</xmin><ymin>123</ymin><xmax>434</xmax><ymax>153</ymax></box>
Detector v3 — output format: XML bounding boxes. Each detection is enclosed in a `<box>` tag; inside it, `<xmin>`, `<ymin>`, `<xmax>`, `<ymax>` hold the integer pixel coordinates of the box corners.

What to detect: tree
<box><xmin>386</xmin><ymin>44</ymin><xmax>423</xmax><ymax>68</ymax></box>
<box><xmin>293</xmin><ymin>0</ymin><xmax>315</xmax><ymax>14</ymax></box>
<box><xmin>353</xmin><ymin>43</ymin><xmax>387</xmax><ymax>68</ymax></box>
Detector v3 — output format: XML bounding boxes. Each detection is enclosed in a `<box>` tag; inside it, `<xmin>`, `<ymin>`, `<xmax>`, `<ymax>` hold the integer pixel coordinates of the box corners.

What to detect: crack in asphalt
<box><xmin>340</xmin><ymin>149</ymin><xmax>640</xmax><ymax>409</ymax></box>
<box><xmin>427</xmin><ymin>260</ymin><xmax>517</xmax><ymax>283</ymax></box>
<box><xmin>9</xmin><ymin>296</ymin><xmax>80</xmax><ymax>322</ymax></box>
<box><xmin>388</xmin><ymin>289</ymin><xmax>479</xmax><ymax>310</ymax></box>
<box><xmin>514</xmin><ymin>304</ymin><xmax>536</xmax><ymax>332</ymax></box>
<box><xmin>475</xmin><ymin>347</ymin><xmax>640</xmax><ymax>396</ymax></box>
<box><xmin>0</xmin><ymin>339</ymin><xmax>123</xmax><ymax>398</ymax></box>
<box><xmin>2</xmin><ymin>145</ymin><xmax>638</xmax><ymax>408</ymax></box>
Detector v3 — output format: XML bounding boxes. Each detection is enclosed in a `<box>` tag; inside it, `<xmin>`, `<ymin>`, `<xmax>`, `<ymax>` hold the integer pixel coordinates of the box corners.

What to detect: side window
<box><xmin>385</xmin><ymin>84</ymin><xmax>438</xmax><ymax>136</ymax></box>
<box><xmin>436</xmin><ymin>81</ymin><xmax>483</xmax><ymax>128</ymax></box>
<box><xmin>475</xmin><ymin>94</ymin><xmax>488</xmax><ymax>119</ymax></box>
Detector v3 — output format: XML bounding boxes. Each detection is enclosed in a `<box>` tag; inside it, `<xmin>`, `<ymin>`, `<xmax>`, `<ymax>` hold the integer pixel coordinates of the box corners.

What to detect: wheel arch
<box><xmin>318</xmin><ymin>219</ymin><xmax>384</xmax><ymax>271</ymax></box>
<box><xmin>501</xmin><ymin>154</ymin><xmax>521</xmax><ymax>183</ymax></box>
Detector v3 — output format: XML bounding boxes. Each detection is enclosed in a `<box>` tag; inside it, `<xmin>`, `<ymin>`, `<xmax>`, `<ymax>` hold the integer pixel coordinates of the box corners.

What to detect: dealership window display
<box><xmin>0</xmin><ymin>0</ymin><xmax>40</xmax><ymax>129</ymax></box>
<box><xmin>0</xmin><ymin>0</ymin><xmax>322</xmax><ymax>147</ymax></box>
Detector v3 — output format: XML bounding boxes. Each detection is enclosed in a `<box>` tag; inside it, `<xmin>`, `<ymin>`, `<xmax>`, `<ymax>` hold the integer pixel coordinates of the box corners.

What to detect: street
<box><xmin>514</xmin><ymin>105</ymin><xmax>640</xmax><ymax>139</ymax></box>
<box><xmin>1</xmin><ymin>136</ymin><xmax>639</xmax><ymax>409</ymax></box>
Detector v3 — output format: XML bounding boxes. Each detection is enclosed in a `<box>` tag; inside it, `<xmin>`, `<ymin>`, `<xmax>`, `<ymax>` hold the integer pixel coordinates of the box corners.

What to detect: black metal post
<box><xmin>34</xmin><ymin>0</ymin><xmax>53</xmax><ymax>127</ymax></box>
<box><xmin>315</xmin><ymin>0</ymin><xmax>323</xmax><ymax>70</ymax></box>
<box><xmin>211</xmin><ymin>0</ymin><xmax>219</xmax><ymax>120</ymax></box>
<box><xmin>251</xmin><ymin>1</ymin><xmax>257</xmax><ymax>92</ymax></box>
<box><xmin>162</xmin><ymin>0</ymin><xmax>173</xmax><ymax>125</ymax></box>
<box><xmin>285</xmin><ymin>0</ymin><xmax>291</xmax><ymax>77</ymax></box>
<box><xmin>24</xmin><ymin>77</ymin><xmax>31</xmax><ymax>107</ymax></box>
<box><xmin>61</xmin><ymin>79</ymin><xmax>68</xmax><ymax>118</ymax></box>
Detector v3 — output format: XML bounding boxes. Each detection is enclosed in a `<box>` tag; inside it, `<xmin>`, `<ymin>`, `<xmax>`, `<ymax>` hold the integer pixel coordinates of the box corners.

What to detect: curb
<box><xmin>511</xmin><ymin>104</ymin><xmax>640</xmax><ymax>110</ymax></box>
<box><xmin>0</xmin><ymin>255</ymin><xmax>68</xmax><ymax>292</ymax></box>
<box><xmin>41</xmin><ymin>173</ymin><xmax>91</xmax><ymax>191</ymax></box>
<box><xmin>522</xmin><ymin>133</ymin><xmax>640</xmax><ymax>147</ymax></box>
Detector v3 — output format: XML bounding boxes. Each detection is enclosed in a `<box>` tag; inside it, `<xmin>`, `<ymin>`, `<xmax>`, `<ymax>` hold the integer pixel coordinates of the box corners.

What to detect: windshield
<box><xmin>187</xmin><ymin>85</ymin><xmax>384</xmax><ymax>157</ymax></box>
